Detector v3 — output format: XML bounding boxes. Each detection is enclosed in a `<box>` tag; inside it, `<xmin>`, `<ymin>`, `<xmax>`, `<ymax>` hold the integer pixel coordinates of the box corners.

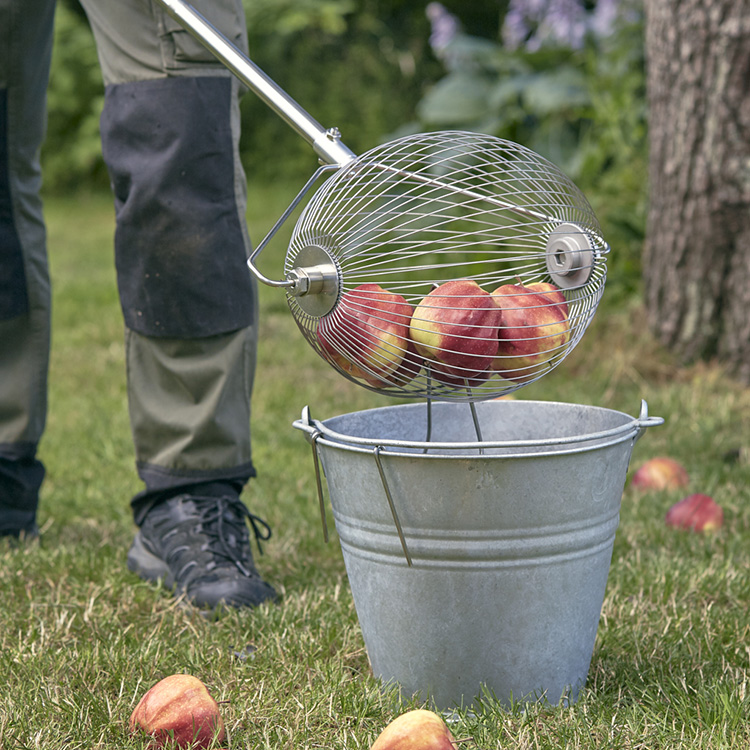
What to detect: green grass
<box><xmin>2</xmin><ymin>188</ymin><xmax>749</xmax><ymax>749</ymax></box>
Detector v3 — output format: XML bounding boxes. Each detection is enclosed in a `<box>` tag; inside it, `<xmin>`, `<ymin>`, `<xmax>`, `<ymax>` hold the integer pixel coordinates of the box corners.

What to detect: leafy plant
<box><xmin>42</xmin><ymin>1</ymin><xmax>107</xmax><ymax>191</ymax></box>
<box><xmin>414</xmin><ymin>0</ymin><xmax>648</xmax><ymax>300</ymax></box>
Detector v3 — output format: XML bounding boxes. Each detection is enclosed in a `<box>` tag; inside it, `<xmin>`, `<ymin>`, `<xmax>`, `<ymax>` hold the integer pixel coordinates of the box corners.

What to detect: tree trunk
<box><xmin>643</xmin><ymin>0</ymin><xmax>750</xmax><ymax>383</ymax></box>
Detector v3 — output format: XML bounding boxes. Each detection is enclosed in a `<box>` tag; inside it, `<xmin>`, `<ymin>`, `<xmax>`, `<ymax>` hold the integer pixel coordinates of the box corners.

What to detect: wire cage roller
<box><xmin>153</xmin><ymin>0</ymin><xmax>609</xmax><ymax>403</ymax></box>
<box><xmin>286</xmin><ymin>132</ymin><xmax>608</xmax><ymax>401</ymax></box>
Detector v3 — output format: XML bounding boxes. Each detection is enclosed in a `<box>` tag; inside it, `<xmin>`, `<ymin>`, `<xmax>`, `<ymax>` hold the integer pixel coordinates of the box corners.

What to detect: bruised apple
<box><xmin>317</xmin><ymin>283</ymin><xmax>414</xmax><ymax>387</ymax></box>
<box><xmin>666</xmin><ymin>493</ymin><xmax>723</xmax><ymax>531</ymax></box>
<box><xmin>409</xmin><ymin>279</ymin><xmax>502</xmax><ymax>382</ymax></box>
<box><xmin>631</xmin><ymin>457</ymin><xmax>689</xmax><ymax>490</ymax></box>
<box><xmin>370</xmin><ymin>709</ymin><xmax>457</xmax><ymax>750</ymax></box>
<box><xmin>129</xmin><ymin>674</ymin><xmax>225</xmax><ymax>749</ymax></box>
<box><xmin>490</xmin><ymin>281</ymin><xmax>571</xmax><ymax>382</ymax></box>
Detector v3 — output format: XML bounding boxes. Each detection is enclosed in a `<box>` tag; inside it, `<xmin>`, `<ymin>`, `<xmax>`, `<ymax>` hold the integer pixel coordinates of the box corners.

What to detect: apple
<box><xmin>527</xmin><ymin>281</ymin><xmax>569</xmax><ymax>316</ymax></box>
<box><xmin>378</xmin><ymin>338</ymin><xmax>424</xmax><ymax>387</ymax></box>
<box><xmin>370</xmin><ymin>709</ymin><xmax>457</xmax><ymax>750</ymax></box>
<box><xmin>129</xmin><ymin>674</ymin><xmax>225</xmax><ymax>749</ymax></box>
<box><xmin>490</xmin><ymin>281</ymin><xmax>571</xmax><ymax>382</ymax></box>
<box><xmin>409</xmin><ymin>279</ymin><xmax>502</xmax><ymax>381</ymax></box>
<box><xmin>429</xmin><ymin>361</ymin><xmax>492</xmax><ymax>389</ymax></box>
<box><xmin>317</xmin><ymin>283</ymin><xmax>414</xmax><ymax>387</ymax></box>
<box><xmin>631</xmin><ymin>457</ymin><xmax>689</xmax><ymax>490</ymax></box>
<box><xmin>666</xmin><ymin>493</ymin><xmax>723</xmax><ymax>531</ymax></box>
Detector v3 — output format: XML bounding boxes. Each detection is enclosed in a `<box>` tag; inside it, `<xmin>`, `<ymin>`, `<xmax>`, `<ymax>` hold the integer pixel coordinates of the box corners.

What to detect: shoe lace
<box><xmin>192</xmin><ymin>495</ymin><xmax>272</xmax><ymax>578</ymax></box>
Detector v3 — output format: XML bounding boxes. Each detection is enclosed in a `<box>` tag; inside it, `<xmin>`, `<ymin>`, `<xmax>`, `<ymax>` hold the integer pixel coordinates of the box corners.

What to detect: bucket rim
<box><xmin>293</xmin><ymin>399</ymin><xmax>664</xmax><ymax>454</ymax></box>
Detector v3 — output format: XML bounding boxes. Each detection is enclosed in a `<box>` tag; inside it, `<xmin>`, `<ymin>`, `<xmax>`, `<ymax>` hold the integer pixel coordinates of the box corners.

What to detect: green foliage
<box><xmin>239</xmin><ymin>0</ymin><xmax>441</xmax><ymax>183</ymax></box>
<box><xmin>42</xmin><ymin>1</ymin><xmax>107</xmax><ymax>191</ymax></box>
<box><xmin>415</xmin><ymin>1</ymin><xmax>648</xmax><ymax>301</ymax></box>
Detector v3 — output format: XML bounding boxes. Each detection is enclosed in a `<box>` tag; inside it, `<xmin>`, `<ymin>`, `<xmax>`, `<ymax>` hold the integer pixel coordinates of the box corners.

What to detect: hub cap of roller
<box><xmin>287</xmin><ymin>244</ymin><xmax>341</xmax><ymax>317</ymax></box>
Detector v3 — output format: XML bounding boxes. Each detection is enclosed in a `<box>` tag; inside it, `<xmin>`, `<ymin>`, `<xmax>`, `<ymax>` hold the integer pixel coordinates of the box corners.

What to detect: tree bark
<box><xmin>643</xmin><ymin>0</ymin><xmax>750</xmax><ymax>383</ymax></box>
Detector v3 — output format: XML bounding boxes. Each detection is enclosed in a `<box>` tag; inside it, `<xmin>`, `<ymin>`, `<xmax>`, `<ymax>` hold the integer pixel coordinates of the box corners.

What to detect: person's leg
<box><xmin>0</xmin><ymin>0</ymin><xmax>56</xmax><ymax>539</ymax></box>
<box><xmin>79</xmin><ymin>0</ymin><xmax>275</xmax><ymax>607</ymax></box>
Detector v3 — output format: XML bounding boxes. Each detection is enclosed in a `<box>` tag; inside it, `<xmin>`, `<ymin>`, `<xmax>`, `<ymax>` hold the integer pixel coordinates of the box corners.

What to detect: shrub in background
<box><xmin>416</xmin><ymin>0</ymin><xmax>648</xmax><ymax>300</ymax></box>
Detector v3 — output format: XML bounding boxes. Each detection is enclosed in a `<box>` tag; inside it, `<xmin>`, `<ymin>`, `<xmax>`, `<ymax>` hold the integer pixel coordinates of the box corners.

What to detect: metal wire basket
<box><xmin>155</xmin><ymin>0</ymin><xmax>608</xmax><ymax>402</ymax></box>
<box><xmin>285</xmin><ymin>131</ymin><xmax>607</xmax><ymax>401</ymax></box>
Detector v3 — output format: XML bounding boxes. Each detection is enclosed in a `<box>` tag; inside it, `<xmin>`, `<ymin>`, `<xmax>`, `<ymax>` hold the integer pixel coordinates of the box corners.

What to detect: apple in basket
<box><xmin>129</xmin><ymin>674</ymin><xmax>225</xmax><ymax>749</ymax></box>
<box><xmin>317</xmin><ymin>283</ymin><xmax>415</xmax><ymax>387</ymax></box>
<box><xmin>370</xmin><ymin>709</ymin><xmax>458</xmax><ymax>750</ymax></box>
<box><xmin>490</xmin><ymin>281</ymin><xmax>571</xmax><ymax>382</ymax></box>
<box><xmin>409</xmin><ymin>279</ymin><xmax>502</xmax><ymax>384</ymax></box>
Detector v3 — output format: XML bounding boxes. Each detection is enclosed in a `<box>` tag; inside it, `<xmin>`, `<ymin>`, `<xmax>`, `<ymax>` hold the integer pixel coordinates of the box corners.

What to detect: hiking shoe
<box><xmin>127</xmin><ymin>493</ymin><xmax>277</xmax><ymax>610</ymax></box>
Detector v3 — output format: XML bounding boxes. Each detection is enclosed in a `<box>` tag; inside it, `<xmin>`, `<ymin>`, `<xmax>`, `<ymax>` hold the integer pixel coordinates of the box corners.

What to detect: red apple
<box><xmin>490</xmin><ymin>281</ymin><xmax>571</xmax><ymax>382</ymax></box>
<box><xmin>430</xmin><ymin>361</ymin><xmax>492</xmax><ymax>389</ymax></box>
<box><xmin>129</xmin><ymin>674</ymin><xmax>225</xmax><ymax>749</ymax></box>
<box><xmin>666</xmin><ymin>493</ymin><xmax>723</xmax><ymax>531</ymax></box>
<box><xmin>377</xmin><ymin>338</ymin><xmax>424</xmax><ymax>387</ymax></box>
<box><xmin>370</xmin><ymin>709</ymin><xmax>457</xmax><ymax>750</ymax></box>
<box><xmin>631</xmin><ymin>457</ymin><xmax>689</xmax><ymax>490</ymax></box>
<box><xmin>527</xmin><ymin>281</ymin><xmax>569</xmax><ymax>316</ymax></box>
<box><xmin>409</xmin><ymin>279</ymin><xmax>502</xmax><ymax>381</ymax></box>
<box><xmin>317</xmin><ymin>283</ymin><xmax>414</xmax><ymax>387</ymax></box>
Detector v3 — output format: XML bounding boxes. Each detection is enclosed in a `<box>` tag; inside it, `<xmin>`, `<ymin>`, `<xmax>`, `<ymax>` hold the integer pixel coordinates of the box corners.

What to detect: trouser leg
<box><xmin>0</xmin><ymin>0</ymin><xmax>55</xmax><ymax>533</ymax></box>
<box><xmin>78</xmin><ymin>0</ymin><xmax>259</xmax><ymax>523</ymax></box>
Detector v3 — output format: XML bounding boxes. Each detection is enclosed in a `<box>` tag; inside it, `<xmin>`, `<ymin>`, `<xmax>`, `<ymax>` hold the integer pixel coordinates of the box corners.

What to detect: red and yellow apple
<box><xmin>409</xmin><ymin>279</ymin><xmax>502</xmax><ymax>384</ymax></box>
<box><xmin>631</xmin><ymin>457</ymin><xmax>689</xmax><ymax>491</ymax></box>
<box><xmin>490</xmin><ymin>281</ymin><xmax>571</xmax><ymax>382</ymax></box>
<box><xmin>129</xmin><ymin>674</ymin><xmax>225</xmax><ymax>749</ymax></box>
<box><xmin>665</xmin><ymin>493</ymin><xmax>723</xmax><ymax>531</ymax></box>
<box><xmin>370</xmin><ymin>709</ymin><xmax>457</xmax><ymax>750</ymax></box>
<box><xmin>527</xmin><ymin>281</ymin><xmax>569</xmax><ymax>315</ymax></box>
<box><xmin>317</xmin><ymin>283</ymin><xmax>414</xmax><ymax>387</ymax></box>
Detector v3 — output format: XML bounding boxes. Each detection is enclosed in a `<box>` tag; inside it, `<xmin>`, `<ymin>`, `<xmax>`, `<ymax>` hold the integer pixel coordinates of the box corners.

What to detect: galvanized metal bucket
<box><xmin>293</xmin><ymin>399</ymin><xmax>662</xmax><ymax>710</ymax></box>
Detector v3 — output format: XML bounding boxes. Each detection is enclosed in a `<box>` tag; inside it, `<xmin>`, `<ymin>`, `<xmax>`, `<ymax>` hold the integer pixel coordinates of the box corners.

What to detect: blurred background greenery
<box><xmin>43</xmin><ymin>0</ymin><xmax>647</xmax><ymax>301</ymax></box>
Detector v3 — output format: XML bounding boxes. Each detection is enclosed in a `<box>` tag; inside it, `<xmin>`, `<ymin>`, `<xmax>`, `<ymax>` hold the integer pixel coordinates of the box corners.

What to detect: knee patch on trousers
<box><xmin>101</xmin><ymin>76</ymin><xmax>255</xmax><ymax>338</ymax></box>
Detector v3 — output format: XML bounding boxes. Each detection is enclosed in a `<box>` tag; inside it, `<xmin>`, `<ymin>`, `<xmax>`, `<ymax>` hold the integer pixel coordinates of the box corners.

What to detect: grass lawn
<box><xmin>2</xmin><ymin>187</ymin><xmax>749</xmax><ymax>749</ymax></box>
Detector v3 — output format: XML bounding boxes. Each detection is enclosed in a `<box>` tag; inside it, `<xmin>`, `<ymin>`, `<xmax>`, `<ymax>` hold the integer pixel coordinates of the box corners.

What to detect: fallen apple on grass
<box><xmin>631</xmin><ymin>457</ymin><xmax>689</xmax><ymax>490</ymax></box>
<box><xmin>129</xmin><ymin>674</ymin><xmax>225</xmax><ymax>749</ymax></box>
<box><xmin>409</xmin><ymin>279</ymin><xmax>502</xmax><ymax>384</ymax></box>
<box><xmin>370</xmin><ymin>709</ymin><xmax>458</xmax><ymax>750</ymax></box>
<box><xmin>490</xmin><ymin>281</ymin><xmax>571</xmax><ymax>382</ymax></box>
<box><xmin>317</xmin><ymin>283</ymin><xmax>415</xmax><ymax>387</ymax></box>
<box><xmin>666</xmin><ymin>493</ymin><xmax>723</xmax><ymax>531</ymax></box>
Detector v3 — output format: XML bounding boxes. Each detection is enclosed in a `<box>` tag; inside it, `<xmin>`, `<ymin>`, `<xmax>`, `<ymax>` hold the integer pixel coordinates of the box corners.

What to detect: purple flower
<box><xmin>537</xmin><ymin>0</ymin><xmax>588</xmax><ymax>49</ymax></box>
<box><xmin>501</xmin><ymin>0</ymin><xmax>623</xmax><ymax>52</ymax></box>
<box><xmin>426</xmin><ymin>2</ymin><xmax>461</xmax><ymax>56</ymax></box>
<box><xmin>589</xmin><ymin>0</ymin><xmax>620</xmax><ymax>37</ymax></box>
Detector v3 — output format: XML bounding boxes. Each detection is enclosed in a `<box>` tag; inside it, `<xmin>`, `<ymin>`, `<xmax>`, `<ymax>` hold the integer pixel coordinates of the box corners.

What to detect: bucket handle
<box><xmin>373</xmin><ymin>446</ymin><xmax>413</xmax><ymax>567</ymax></box>
<box><xmin>296</xmin><ymin>407</ymin><xmax>413</xmax><ymax>566</ymax></box>
<box><xmin>309</xmin><ymin>430</ymin><xmax>330</xmax><ymax>544</ymax></box>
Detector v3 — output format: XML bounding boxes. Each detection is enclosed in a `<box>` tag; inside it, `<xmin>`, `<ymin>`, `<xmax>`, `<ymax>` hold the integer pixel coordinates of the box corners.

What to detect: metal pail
<box><xmin>294</xmin><ymin>400</ymin><xmax>662</xmax><ymax>710</ymax></box>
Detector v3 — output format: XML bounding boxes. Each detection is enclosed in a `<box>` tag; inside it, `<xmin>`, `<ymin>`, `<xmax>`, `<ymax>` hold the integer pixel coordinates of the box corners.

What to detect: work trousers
<box><xmin>0</xmin><ymin>0</ymin><xmax>259</xmax><ymax>528</ymax></box>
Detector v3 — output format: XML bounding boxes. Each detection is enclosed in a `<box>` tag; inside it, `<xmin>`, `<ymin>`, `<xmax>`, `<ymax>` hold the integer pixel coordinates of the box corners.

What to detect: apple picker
<box><xmin>153</xmin><ymin>3</ymin><xmax>665</xmax><ymax>713</ymax></box>
<box><xmin>155</xmin><ymin>0</ymin><xmax>609</xmax><ymax>405</ymax></box>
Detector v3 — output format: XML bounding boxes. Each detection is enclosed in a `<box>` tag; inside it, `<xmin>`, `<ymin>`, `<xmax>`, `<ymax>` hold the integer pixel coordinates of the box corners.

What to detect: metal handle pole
<box><xmin>153</xmin><ymin>0</ymin><xmax>357</xmax><ymax>168</ymax></box>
